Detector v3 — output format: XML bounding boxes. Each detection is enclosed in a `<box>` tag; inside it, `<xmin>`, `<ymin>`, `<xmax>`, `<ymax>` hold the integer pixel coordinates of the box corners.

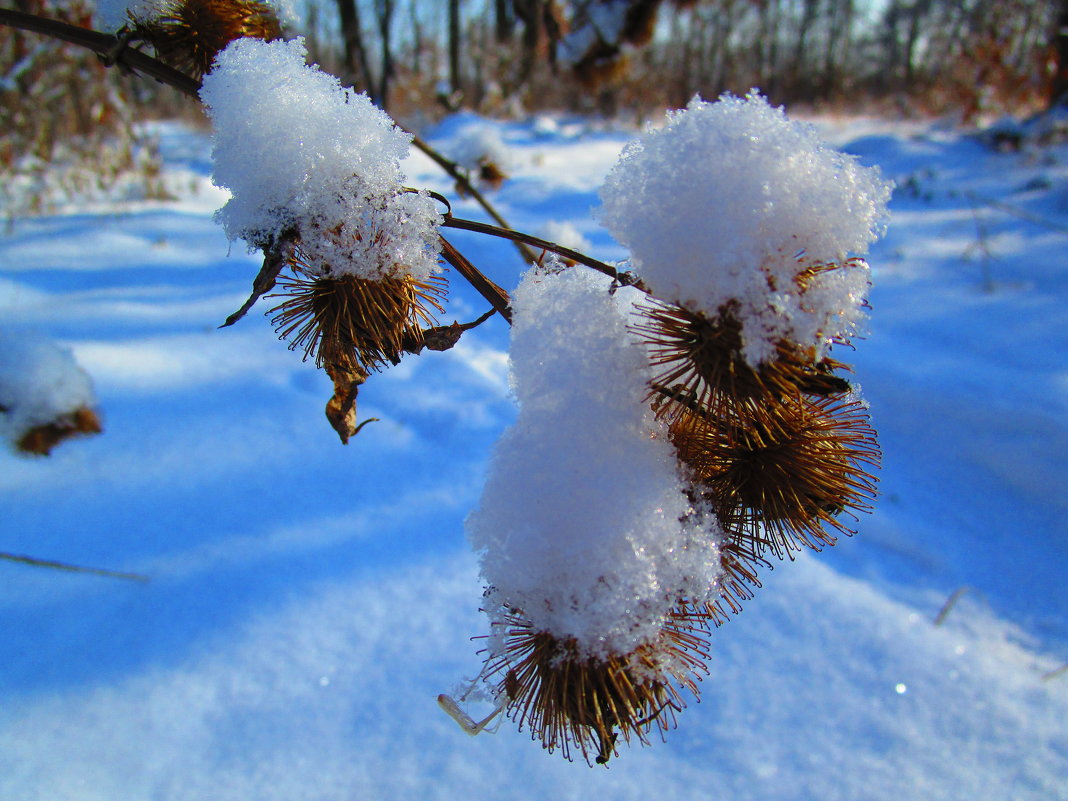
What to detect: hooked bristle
<box><xmin>703</xmin><ymin>538</ymin><xmax>769</xmax><ymax>626</ymax></box>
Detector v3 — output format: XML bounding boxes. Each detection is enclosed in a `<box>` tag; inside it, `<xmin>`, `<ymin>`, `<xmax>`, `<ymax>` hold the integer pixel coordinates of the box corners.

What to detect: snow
<box><xmin>440</xmin><ymin>118</ymin><xmax>513</xmax><ymax>175</ymax></box>
<box><xmin>0</xmin><ymin>330</ymin><xmax>97</xmax><ymax>450</ymax></box>
<box><xmin>599</xmin><ymin>92</ymin><xmax>892</xmax><ymax>365</ymax></box>
<box><xmin>538</xmin><ymin>219</ymin><xmax>592</xmax><ymax>254</ymax></box>
<box><xmin>200</xmin><ymin>37</ymin><xmax>440</xmax><ymax>280</ymax></box>
<box><xmin>1</xmin><ymin>107</ymin><xmax>1066</xmax><ymax>798</ymax></box>
<box><xmin>468</xmin><ymin>267</ymin><xmax>722</xmax><ymax>661</ymax></box>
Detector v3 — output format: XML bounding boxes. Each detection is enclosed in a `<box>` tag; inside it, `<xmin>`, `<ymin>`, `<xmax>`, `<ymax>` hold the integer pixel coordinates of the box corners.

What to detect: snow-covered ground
<box><xmin>1</xmin><ymin>109</ymin><xmax>1066</xmax><ymax>800</ymax></box>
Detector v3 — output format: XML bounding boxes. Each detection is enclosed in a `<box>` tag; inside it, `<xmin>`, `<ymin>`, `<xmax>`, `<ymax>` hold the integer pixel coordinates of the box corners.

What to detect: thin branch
<box><xmin>0</xmin><ymin>10</ymin><xmax>541</xmax><ymax>269</ymax></box>
<box><xmin>1042</xmin><ymin>663</ymin><xmax>1068</xmax><ymax>681</ymax></box>
<box><xmin>442</xmin><ymin>215</ymin><xmax>644</xmax><ymax>290</ymax></box>
<box><xmin>410</xmin><ymin>135</ymin><xmax>538</xmax><ymax>264</ymax></box>
<box><xmin>1</xmin><ymin>551</ymin><xmax>149</xmax><ymax>582</ymax></box>
<box><xmin>965</xmin><ymin>190</ymin><xmax>1068</xmax><ymax>235</ymax></box>
<box><xmin>0</xmin><ymin>8</ymin><xmax>201</xmax><ymax>98</ymax></box>
<box><xmin>439</xmin><ymin>235</ymin><xmax>512</xmax><ymax>323</ymax></box>
<box><xmin>933</xmin><ymin>586</ymin><xmax>969</xmax><ymax>626</ymax></box>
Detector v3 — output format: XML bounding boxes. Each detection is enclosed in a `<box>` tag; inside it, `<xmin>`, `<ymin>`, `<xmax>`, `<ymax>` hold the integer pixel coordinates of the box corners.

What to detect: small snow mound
<box><xmin>0</xmin><ymin>330</ymin><xmax>98</xmax><ymax>452</ymax></box>
<box><xmin>448</xmin><ymin>126</ymin><xmax>513</xmax><ymax>174</ymax></box>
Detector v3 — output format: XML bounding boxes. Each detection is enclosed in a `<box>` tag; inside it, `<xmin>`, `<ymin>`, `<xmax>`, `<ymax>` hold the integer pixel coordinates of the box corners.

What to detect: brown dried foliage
<box><xmin>16</xmin><ymin>406</ymin><xmax>102</xmax><ymax>456</ymax></box>
<box><xmin>477</xmin><ymin>158</ymin><xmax>508</xmax><ymax>191</ymax></box>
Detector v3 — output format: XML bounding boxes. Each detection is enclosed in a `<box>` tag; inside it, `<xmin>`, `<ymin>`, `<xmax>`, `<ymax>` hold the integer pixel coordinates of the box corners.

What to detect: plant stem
<box><xmin>439</xmin><ymin>235</ymin><xmax>512</xmax><ymax>323</ymax></box>
<box><xmin>0</xmin><ymin>10</ymin><xmax>634</xmax><ymax>319</ymax></box>
<box><xmin>443</xmin><ymin>215</ymin><xmax>642</xmax><ymax>289</ymax></box>
<box><xmin>0</xmin><ymin>8</ymin><xmax>200</xmax><ymax>97</ymax></box>
<box><xmin>410</xmin><ymin>135</ymin><xmax>537</xmax><ymax>264</ymax></box>
<box><xmin>1</xmin><ymin>551</ymin><xmax>149</xmax><ymax>582</ymax></box>
<box><xmin>0</xmin><ymin>10</ymin><xmax>534</xmax><ymax>265</ymax></box>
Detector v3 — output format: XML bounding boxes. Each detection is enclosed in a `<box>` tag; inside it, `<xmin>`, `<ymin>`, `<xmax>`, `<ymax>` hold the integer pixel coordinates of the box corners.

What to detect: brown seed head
<box><xmin>268</xmin><ymin>263</ymin><xmax>447</xmax><ymax>375</ymax></box>
<box><xmin>634</xmin><ymin>299</ymin><xmax>853</xmax><ymax>426</ymax></box>
<box><xmin>672</xmin><ymin>396</ymin><xmax>880</xmax><ymax>560</ymax></box>
<box><xmin>483</xmin><ymin>608</ymin><xmax>711</xmax><ymax>765</ymax></box>
<box><xmin>131</xmin><ymin>0</ymin><xmax>282</xmax><ymax>78</ymax></box>
<box><xmin>477</xmin><ymin>158</ymin><xmax>508</xmax><ymax>191</ymax></box>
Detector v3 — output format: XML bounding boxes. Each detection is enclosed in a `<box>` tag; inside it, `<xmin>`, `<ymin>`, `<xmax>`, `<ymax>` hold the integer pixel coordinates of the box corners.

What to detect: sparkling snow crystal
<box><xmin>199</xmin><ymin>37</ymin><xmax>440</xmax><ymax>280</ymax></box>
<box><xmin>467</xmin><ymin>268</ymin><xmax>722</xmax><ymax>662</ymax></box>
<box><xmin>598</xmin><ymin>91</ymin><xmax>892</xmax><ymax>366</ymax></box>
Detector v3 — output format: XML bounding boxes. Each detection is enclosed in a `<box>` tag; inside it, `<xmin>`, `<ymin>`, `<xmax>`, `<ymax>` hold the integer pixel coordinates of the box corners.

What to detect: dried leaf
<box><xmin>324</xmin><ymin>361</ymin><xmax>368</xmax><ymax>444</ymax></box>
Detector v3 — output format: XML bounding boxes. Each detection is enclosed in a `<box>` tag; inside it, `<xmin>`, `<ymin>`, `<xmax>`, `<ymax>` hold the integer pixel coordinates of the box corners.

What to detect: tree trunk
<box><xmin>513</xmin><ymin>0</ymin><xmax>547</xmax><ymax>83</ymax></box>
<box><xmin>495</xmin><ymin>0</ymin><xmax>514</xmax><ymax>42</ymax></box>
<box><xmin>408</xmin><ymin>0</ymin><xmax>423</xmax><ymax>75</ymax></box>
<box><xmin>335</xmin><ymin>0</ymin><xmax>374</xmax><ymax>94</ymax></box>
<box><xmin>793</xmin><ymin>0</ymin><xmax>820</xmax><ymax>94</ymax></box>
<box><xmin>1051</xmin><ymin>0</ymin><xmax>1068</xmax><ymax>105</ymax></box>
<box><xmin>822</xmin><ymin>0</ymin><xmax>854</xmax><ymax>96</ymax></box>
<box><xmin>375</xmin><ymin>0</ymin><xmax>396</xmax><ymax>110</ymax></box>
<box><xmin>449</xmin><ymin>0</ymin><xmax>462</xmax><ymax>96</ymax></box>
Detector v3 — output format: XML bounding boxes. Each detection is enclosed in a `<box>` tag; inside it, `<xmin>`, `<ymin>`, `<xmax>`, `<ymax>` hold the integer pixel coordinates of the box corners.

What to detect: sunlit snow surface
<box><xmin>1</xmin><ymin>114</ymin><xmax>1066</xmax><ymax>799</ymax></box>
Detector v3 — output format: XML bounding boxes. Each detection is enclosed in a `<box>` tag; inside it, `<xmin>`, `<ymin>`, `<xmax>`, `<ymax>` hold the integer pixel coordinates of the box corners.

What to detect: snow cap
<box><xmin>598</xmin><ymin>91</ymin><xmax>892</xmax><ymax>365</ymax></box>
<box><xmin>199</xmin><ymin>37</ymin><xmax>440</xmax><ymax>280</ymax></box>
<box><xmin>467</xmin><ymin>267</ymin><xmax>722</xmax><ymax>662</ymax></box>
<box><xmin>0</xmin><ymin>331</ymin><xmax>97</xmax><ymax>451</ymax></box>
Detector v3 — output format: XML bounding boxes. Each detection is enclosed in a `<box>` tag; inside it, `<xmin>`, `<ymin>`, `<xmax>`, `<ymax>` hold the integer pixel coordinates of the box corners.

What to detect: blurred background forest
<box><xmin>3</xmin><ymin>0</ymin><xmax>1068</xmax><ymax>215</ymax></box>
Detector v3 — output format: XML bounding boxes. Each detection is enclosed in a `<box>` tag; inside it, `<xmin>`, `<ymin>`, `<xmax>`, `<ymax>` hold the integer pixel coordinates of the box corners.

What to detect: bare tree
<box><xmin>1049</xmin><ymin>0</ymin><xmax>1068</xmax><ymax>104</ymax></box>
<box><xmin>335</xmin><ymin>0</ymin><xmax>374</xmax><ymax>93</ymax></box>
<box><xmin>512</xmin><ymin>0</ymin><xmax>562</xmax><ymax>83</ymax></box>
<box><xmin>821</xmin><ymin>0</ymin><xmax>854</xmax><ymax>95</ymax></box>
<box><xmin>449</xmin><ymin>0</ymin><xmax>462</xmax><ymax>95</ymax></box>
<box><xmin>495</xmin><ymin>0</ymin><xmax>515</xmax><ymax>41</ymax></box>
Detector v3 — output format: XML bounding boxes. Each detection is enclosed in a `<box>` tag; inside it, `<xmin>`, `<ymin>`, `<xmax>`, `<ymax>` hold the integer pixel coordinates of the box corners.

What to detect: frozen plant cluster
<box><xmin>200</xmin><ymin>37</ymin><xmax>441</xmax><ymax>281</ymax></box>
<box><xmin>0</xmin><ymin>331</ymin><xmax>96</xmax><ymax>449</ymax></box>
<box><xmin>467</xmin><ymin>268</ymin><xmax>722</xmax><ymax>663</ymax></box>
<box><xmin>599</xmin><ymin>91</ymin><xmax>892</xmax><ymax>366</ymax></box>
